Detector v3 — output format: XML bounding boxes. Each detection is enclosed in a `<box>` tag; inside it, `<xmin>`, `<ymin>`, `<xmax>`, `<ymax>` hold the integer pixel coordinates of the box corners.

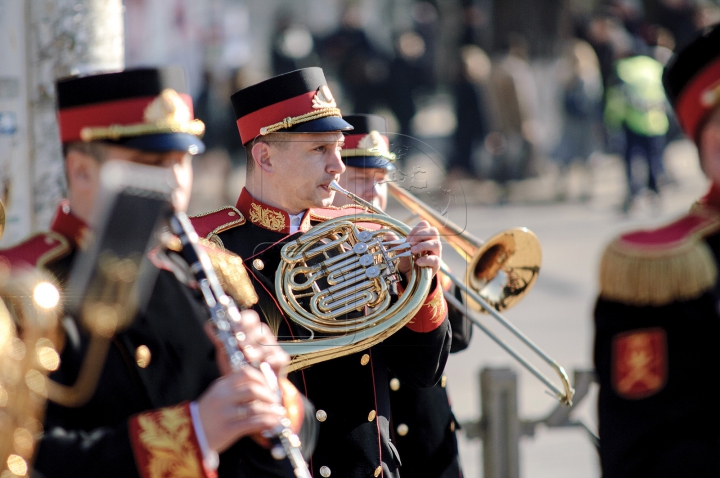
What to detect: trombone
<box><xmin>387</xmin><ymin>182</ymin><xmax>574</xmax><ymax>406</ymax></box>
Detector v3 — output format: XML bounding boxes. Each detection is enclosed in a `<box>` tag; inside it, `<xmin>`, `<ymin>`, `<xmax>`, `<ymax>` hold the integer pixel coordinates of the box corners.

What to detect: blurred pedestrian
<box><xmin>594</xmin><ymin>24</ymin><xmax>720</xmax><ymax>477</ymax></box>
<box><xmin>604</xmin><ymin>53</ymin><xmax>669</xmax><ymax>212</ymax></box>
<box><xmin>485</xmin><ymin>34</ymin><xmax>540</xmax><ymax>200</ymax></box>
<box><xmin>446</xmin><ymin>45</ymin><xmax>491</xmax><ymax>181</ymax></box>
<box><xmin>553</xmin><ymin>40</ymin><xmax>603</xmax><ymax>201</ymax></box>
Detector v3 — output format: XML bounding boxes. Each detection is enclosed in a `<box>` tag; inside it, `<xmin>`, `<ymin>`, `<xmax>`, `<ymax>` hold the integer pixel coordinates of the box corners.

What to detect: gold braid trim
<box><xmin>599</xmin><ymin>238</ymin><xmax>718</xmax><ymax>306</ymax></box>
<box><xmin>80</xmin><ymin>119</ymin><xmax>205</xmax><ymax>142</ymax></box>
<box><xmin>259</xmin><ymin>107</ymin><xmax>342</xmax><ymax>135</ymax></box>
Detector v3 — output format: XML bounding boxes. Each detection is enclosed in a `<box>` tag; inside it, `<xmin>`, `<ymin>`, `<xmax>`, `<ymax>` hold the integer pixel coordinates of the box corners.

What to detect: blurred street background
<box><xmin>2</xmin><ymin>0</ymin><xmax>720</xmax><ymax>475</ymax></box>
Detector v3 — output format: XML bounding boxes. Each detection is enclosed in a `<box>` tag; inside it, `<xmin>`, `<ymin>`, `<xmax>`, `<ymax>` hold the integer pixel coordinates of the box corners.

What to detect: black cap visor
<box><xmin>110</xmin><ymin>133</ymin><xmax>206</xmax><ymax>155</ymax></box>
<box><xmin>343</xmin><ymin>156</ymin><xmax>397</xmax><ymax>171</ymax></box>
<box><xmin>286</xmin><ymin>116</ymin><xmax>354</xmax><ymax>134</ymax></box>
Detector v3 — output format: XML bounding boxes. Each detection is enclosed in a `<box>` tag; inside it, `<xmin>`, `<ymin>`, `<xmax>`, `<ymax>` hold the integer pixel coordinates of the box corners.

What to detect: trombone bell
<box><xmin>386</xmin><ymin>181</ymin><xmax>541</xmax><ymax>312</ymax></box>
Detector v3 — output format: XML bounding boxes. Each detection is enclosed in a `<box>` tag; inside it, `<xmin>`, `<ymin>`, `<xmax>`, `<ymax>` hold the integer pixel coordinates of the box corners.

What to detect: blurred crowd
<box><xmin>185</xmin><ymin>0</ymin><xmax>720</xmax><ymax>211</ymax></box>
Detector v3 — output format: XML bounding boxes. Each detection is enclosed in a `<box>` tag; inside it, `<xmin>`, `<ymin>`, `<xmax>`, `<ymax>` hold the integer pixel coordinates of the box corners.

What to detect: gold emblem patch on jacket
<box><xmin>612</xmin><ymin>328</ymin><xmax>667</xmax><ymax>399</ymax></box>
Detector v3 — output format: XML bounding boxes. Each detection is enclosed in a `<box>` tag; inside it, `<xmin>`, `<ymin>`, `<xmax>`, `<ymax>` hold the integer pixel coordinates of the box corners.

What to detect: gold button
<box><xmin>320</xmin><ymin>465</ymin><xmax>331</xmax><ymax>477</ymax></box>
<box><xmin>449</xmin><ymin>421</ymin><xmax>456</xmax><ymax>432</ymax></box>
<box><xmin>316</xmin><ymin>410</ymin><xmax>327</xmax><ymax>422</ymax></box>
<box><xmin>397</xmin><ymin>423</ymin><xmax>409</xmax><ymax>436</ymax></box>
<box><xmin>368</xmin><ymin>410</ymin><xmax>376</xmax><ymax>421</ymax></box>
<box><xmin>252</xmin><ymin>259</ymin><xmax>264</xmax><ymax>270</ymax></box>
<box><xmin>360</xmin><ymin>354</ymin><xmax>370</xmax><ymax>366</ymax></box>
<box><xmin>45</xmin><ymin>236</ymin><xmax>54</xmax><ymax>245</ymax></box>
<box><xmin>441</xmin><ymin>375</ymin><xmax>447</xmax><ymax>388</ymax></box>
<box><xmin>374</xmin><ymin>465</ymin><xmax>382</xmax><ymax>477</ymax></box>
<box><xmin>135</xmin><ymin>345</ymin><xmax>151</xmax><ymax>368</ymax></box>
<box><xmin>389</xmin><ymin>378</ymin><xmax>400</xmax><ymax>391</ymax></box>
<box><xmin>228</xmin><ymin>211</ymin><xmax>236</xmax><ymax>216</ymax></box>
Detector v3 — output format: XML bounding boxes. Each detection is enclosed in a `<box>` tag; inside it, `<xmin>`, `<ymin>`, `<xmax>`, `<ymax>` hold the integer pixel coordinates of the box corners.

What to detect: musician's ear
<box><xmin>252</xmin><ymin>141</ymin><xmax>274</xmax><ymax>174</ymax></box>
<box><xmin>65</xmin><ymin>148</ymin><xmax>102</xmax><ymax>224</ymax></box>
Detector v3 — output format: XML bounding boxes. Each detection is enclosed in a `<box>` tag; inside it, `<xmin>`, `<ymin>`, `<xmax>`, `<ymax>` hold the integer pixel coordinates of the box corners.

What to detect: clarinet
<box><xmin>169</xmin><ymin>212</ymin><xmax>312</xmax><ymax>478</ymax></box>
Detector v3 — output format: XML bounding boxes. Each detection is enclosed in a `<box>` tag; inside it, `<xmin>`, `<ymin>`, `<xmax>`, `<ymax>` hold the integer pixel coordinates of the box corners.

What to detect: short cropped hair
<box><xmin>244</xmin><ymin>133</ymin><xmax>292</xmax><ymax>173</ymax></box>
<box><xmin>62</xmin><ymin>141</ymin><xmax>110</xmax><ymax>162</ymax></box>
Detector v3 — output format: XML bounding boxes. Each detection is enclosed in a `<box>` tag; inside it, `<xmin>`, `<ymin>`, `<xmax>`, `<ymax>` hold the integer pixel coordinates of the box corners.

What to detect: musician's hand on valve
<box><xmin>197</xmin><ymin>367</ymin><xmax>286</xmax><ymax>453</ymax></box>
<box><xmin>392</xmin><ymin>220</ymin><xmax>441</xmax><ymax>280</ymax></box>
<box><xmin>204</xmin><ymin>309</ymin><xmax>289</xmax><ymax>377</ymax></box>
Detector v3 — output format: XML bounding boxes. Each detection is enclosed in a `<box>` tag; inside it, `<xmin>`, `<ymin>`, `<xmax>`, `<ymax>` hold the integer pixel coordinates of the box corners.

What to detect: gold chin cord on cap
<box><xmin>386</xmin><ymin>181</ymin><xmax>574</xmax><ymax>406</ymax></box>
<box><xmin>275</xmin><ymin>180</ymin><xmax>433</xmax><ymax>372</ymax></box>
<box><xmin>0</xmin><ymin>267</ymin><xmax>63</xmax><ymax>477</ymax></box>
<box><xmin>259</xmin><ymin>107</ymin><xmax>342</xmax><ymax>136</ymax></box>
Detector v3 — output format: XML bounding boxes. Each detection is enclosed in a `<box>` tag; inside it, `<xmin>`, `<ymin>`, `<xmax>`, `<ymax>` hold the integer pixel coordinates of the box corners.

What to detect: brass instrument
<box><xmin>387</xmin><ymin>182</ymin><xmax>574</xmax><ymax>405</ymax></box>
<box><xmin>277</xmin><ymin>180</ymin><xmax>433</xmax><ymax>371</ymax></box>
<box><xmin>0</xmin><ymin>266</ymin><xmax>62</xmax><ymax>477</ymax></box>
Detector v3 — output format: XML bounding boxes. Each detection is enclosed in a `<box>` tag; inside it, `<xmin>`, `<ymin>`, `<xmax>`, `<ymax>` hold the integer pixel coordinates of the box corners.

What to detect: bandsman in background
<box><xmin>334</xmin><ymin>114</ymin><xmax>470</xmax><ymax>478</ymax></box>
<box><xmin>0</xmin><ymin>67</ymin><xmax>314</xmax><ymax>478</ymax></box>
<box><xmin>594</xmin><ymin>24</ymin><xmax>720</xmax><ymax>477</ymax></box>
<box><xmin>190</xmin><ymin>68</ymin><xmax>451</xmax><ymax>478</ymax></box>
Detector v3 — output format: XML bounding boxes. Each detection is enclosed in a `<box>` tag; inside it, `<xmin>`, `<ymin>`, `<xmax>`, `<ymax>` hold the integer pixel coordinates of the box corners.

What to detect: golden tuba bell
<box><xmin>276</xmin><ymin>180</ymin><xmax>433</xmax><ymax>372</ymax></box>
<box><xmin>386</xmin><ymin>182</ymin><xmax>574</xmax><ymax>405</ymax></box>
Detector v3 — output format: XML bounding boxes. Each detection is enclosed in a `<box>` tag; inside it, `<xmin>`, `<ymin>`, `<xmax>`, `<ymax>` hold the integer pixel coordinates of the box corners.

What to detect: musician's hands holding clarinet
<box><xmin>196</xmin><ymin>308</ymin><xmax>293</xmax><ymax>453</ymax></box>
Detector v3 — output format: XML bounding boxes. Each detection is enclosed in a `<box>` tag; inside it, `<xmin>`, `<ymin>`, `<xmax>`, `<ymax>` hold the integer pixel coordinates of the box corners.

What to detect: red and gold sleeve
<box><xmin>402</xmin><ymin>281</ymin><xmax>448</xmax><ymax>333</ymax></box>
<box><xmin>128</xmin><ymin>402</ymin><xmax>217</xmax><ymax>478</ymax></box>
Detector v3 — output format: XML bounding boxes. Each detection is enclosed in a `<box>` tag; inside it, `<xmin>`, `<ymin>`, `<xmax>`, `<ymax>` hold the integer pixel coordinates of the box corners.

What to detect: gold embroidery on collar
<box><xmin>425</xmin><ymin>291</ymin><xmax>446</xmax><ymax>325</ymax></box>
<box><xmin>136</xmin><ymin>405</ymin><xmax>203</xmax><ymax>478</ymax></box>
<box><xmin>249</xmin><ymin>203</ymin><xmax>286</xmax><ymax>231</ymax></box>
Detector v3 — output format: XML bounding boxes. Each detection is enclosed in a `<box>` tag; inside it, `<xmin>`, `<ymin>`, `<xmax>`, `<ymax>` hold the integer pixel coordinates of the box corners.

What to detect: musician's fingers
<box><xmin>410</xmin><ymin>239</ymin><xmax>442</xmax><ymax>258</ymax></box>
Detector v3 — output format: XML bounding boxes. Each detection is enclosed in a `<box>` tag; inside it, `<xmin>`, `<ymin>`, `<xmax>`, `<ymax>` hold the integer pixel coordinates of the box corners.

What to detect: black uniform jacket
<box><xmin>191</xmin><ymin>188</ymin><xmax>452</xmax><ymax>478</ymax></box>
<box><xmin>0</xmin><ymin>201</ymin><xmax>316</xmax><ymax>478</ymax></box>
<box><xmin>389</xmin><ymin>278</ymin><xmax>471</xmax><ymax>478</ymax></box>
<box><xmin>594</xmin><ymin>186</ymin><xmax>720</xmax><ymax>478</ymax></box>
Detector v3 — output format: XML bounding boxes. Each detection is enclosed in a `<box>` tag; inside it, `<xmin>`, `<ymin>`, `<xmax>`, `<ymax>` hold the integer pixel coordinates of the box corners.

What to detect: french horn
<box><xmin>276</xmin><ymin>181</ymin><xmax>433</xmax><ymax>371</ymax></box>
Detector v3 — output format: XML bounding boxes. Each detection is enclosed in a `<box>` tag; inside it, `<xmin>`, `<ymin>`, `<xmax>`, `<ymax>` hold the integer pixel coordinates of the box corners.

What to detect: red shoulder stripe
<box><xmin>189</xmin><ymin>207</ymin><xmax>245</xmax><ymax>239</ymax></box>
<box><xmin>0</xmin><ymin>232</ymin><xmax>70</xmax><ymax>270</ymax></box>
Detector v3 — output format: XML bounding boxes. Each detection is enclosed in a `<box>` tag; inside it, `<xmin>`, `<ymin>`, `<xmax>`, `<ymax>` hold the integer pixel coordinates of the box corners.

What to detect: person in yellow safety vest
<box><xmin>604</xmin><ymin>54</ymin><xmax>670</xmax><ymax>213</ymax></box>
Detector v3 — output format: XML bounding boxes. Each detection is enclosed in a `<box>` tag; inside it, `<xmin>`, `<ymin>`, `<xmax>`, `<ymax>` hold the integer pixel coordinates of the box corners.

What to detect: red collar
<box><xmin>235</xmin><ymin>188</ymin><xmax>312</xmax><ymax>235</ymax></box>
<box><xmin>49</xmin><ymin>200</ymin><xmax>90</xmax><ymax>249</ymax></box>
<box><xmin>700</xmin><ymin>183</ymin><xmax>720</xmax><ymax>211</ymax></box>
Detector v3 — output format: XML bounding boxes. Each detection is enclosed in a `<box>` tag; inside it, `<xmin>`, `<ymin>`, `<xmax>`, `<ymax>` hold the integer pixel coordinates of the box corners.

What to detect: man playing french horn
<box><xmin>191</xmin><ymin>68</ymin><xmax>451</xmax><ymax>478</ymax></box>
<box><xmin>0</xmin><ymin>67</ymin><xmax>316</xmax><ymax>477</ymax></box>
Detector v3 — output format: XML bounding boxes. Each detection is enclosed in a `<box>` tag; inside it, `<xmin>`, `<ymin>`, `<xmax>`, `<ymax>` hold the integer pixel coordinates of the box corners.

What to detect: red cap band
<box><xmin>675</xmin><ymin>58</ymin><xmax>720</xmax><ymax>141</ymax></box>
<box><xmin>236</xmin><ymin>91</ymin><xmax>316</xmax><ymax>144</ymax></box>
<box><xmin>58</xmin><ymin>93</ymin><xmax>193</xmax><ymax>143</ymax></box>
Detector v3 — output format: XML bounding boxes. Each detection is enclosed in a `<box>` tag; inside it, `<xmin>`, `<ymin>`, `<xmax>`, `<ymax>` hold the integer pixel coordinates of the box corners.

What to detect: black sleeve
<box><xmin>448</xmin><ymin>285</ymin><xmax>473</xmax><ymax>354</ymax></box>
<box><xmin>35</xmin><ymin>424</ymin><xmax>140</xmax><ymax>478</ymax></box>
<box><xmin>380</xmin><ymin>281</ymin><xmax>452</xmax><ymax>389</ymax></box>
<box><xmin>594</xmin><ymin>295</ymin><xmax>720</xmax><ymax>478</ymax></box>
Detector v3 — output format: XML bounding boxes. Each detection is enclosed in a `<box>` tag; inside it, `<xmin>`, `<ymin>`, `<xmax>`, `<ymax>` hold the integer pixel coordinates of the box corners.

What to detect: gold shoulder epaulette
<box><xmin>189</xmin><ymin>206</ymin><xmax>245</xmax><ymax>248</ymax></box>
<box><xmin>0</xmin><ymin>232</ymin><xmax>70</xmax><ymax>270</ymax></box>
<box><xmin>599</xmin><ymin>210</ymin><xmax>720</xmax><ymax>306</ymax></box>
<box><xmin>200</xmin><ymin>239</ymin><xmax>258</xmax><ymax>309</ymax></box>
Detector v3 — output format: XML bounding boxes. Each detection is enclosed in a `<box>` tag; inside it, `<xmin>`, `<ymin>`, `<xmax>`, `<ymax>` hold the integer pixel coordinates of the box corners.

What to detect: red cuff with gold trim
<box><xmin>129</xmin><ymin>402</ymin><xmax>217</xmax><ymax>478</ymax></box>
<box><xmin>403</xmin><ymin>281</ymin><xmax>447</xmax><ymax>333</ymax></box>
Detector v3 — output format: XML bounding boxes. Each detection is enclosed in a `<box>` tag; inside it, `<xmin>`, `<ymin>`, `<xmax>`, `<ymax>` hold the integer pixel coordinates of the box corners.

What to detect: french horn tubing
<box><xmin>386</xmin><ymin>181</ymin><xmax>574</xmax><ymax>405</ymax></box>
<box><xmin>0</xmin><ymin>265</ymin><xmax>62</xmax><ymax>477</ymax></box>
<box><xmin>276</xmin><ymin>180</ymin><xmax>433</xmax><ymax>372</ymax></box>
